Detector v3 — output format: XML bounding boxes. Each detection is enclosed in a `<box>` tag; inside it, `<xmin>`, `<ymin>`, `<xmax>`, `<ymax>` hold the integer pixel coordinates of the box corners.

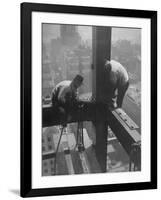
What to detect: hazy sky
<box><xmin>43</xmin><ymin>24</ymin><xmax>141</xmax><ymax>44</ymax></box>
<box><xmin>42</xmin><ymin>24</ymin><xmax>60</xmax><ymax>42</ymax></box>
<box><xmin>112</xmin><ymin>28</ymin><xmax>141</xmax><ymax>44</ymax></box>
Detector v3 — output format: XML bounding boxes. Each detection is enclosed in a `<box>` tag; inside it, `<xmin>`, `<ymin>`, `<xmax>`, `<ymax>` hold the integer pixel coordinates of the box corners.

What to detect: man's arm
<box><xmin>51</xmin><ymin>86</ymin><xmax>59</xmax><ymax>107</ymax></box>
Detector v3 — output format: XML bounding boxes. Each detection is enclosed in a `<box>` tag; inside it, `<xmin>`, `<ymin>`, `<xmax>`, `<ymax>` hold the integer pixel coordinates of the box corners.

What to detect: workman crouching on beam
<box><xmin>51</xmin><ymin>74</ymin><xmax>84</xmax><ymax>126</ymax></box>
<box><xmin>103</xmin><ymin>60</ymin><xmax>129</xmax><ymax>109</ymax></box>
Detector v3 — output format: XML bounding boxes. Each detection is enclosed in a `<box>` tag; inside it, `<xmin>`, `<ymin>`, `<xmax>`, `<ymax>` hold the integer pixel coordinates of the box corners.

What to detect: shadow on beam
<box><xmin>42</xmin><ymin>102</ymin><xmax>107</xmax><ymax>127</ymax></box>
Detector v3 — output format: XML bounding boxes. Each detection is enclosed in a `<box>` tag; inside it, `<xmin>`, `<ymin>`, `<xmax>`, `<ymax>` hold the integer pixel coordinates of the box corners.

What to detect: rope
<box><xmin>53</xmin><ymin>126</ymin><xmax>65</xmax><ymax>175</ymax></box>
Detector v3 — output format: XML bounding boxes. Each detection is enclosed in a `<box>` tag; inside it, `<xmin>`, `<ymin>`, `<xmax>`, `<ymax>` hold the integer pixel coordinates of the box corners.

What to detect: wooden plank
<box><xmin>72</xmin><ymin>126</ymin><xmax>91</xmax><ymax>174</ymax></box>
<box><xmin>62</xmin><ymin>141</ymin><xmax>75</xmax><ymax>174</ymax></box>
<box><xmin>85</xmin><ymin>146</ymin><xmax>102</xmax><ymax>173</ymax></box>
<box><xmin>55</xmin><ymin>152</ymin><xmax>68</xmax><ymax>175</ymax></box>
<box><xmin>78</xmin><ymin>151</ymin><xmax>90</xmax><ymax>174</ymax></box>
<box><xmin>53</xmin><ymin>130</ymin><xmax>73</xmax><ymax>175</ymax></box>
<box><xmin>62</xmin><ymin>127</ymin><xmax>91</xmax><ymax>174</ymax></box>
<box><xmin>64</xmin><ymin>154</ymin><xmax>75</xmax><ymax>174</ymax></box>
<box><xmin>70</xmin><ymin>151</ymin><xmax>83</xmax><ymax>174</ymax></box>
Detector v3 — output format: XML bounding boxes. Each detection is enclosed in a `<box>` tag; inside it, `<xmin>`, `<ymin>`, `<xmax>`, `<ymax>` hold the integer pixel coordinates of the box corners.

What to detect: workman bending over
<box><xmin>104</xmin><ymin>60</ymin><xmax>129</xmax><ymax>109</ymax></box>
<box><xmin>51</xmin><ymin>74</ymin><xmax>84</xmax><ymax>124</ymax></box>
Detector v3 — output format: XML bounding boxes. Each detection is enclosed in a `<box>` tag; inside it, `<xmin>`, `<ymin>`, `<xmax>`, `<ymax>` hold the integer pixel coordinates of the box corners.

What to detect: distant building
<box><xmin>42</xmin><ymin>43</ymin><xmax>53</xmax><ymax>97</ymax></box>
<box><xmin>60</xmin><ymin>25</ymin><xmax>81</xmax><ymax>48</ymax></box>
<box><xmin>42</xmin><ymin>126</ymin><xmax>59</xmax><ymax>176</ymax></box>
<box><xmin>49</xmin><ymin>25</ymin><xmax>82</xmax><ymax>83</ymax></box>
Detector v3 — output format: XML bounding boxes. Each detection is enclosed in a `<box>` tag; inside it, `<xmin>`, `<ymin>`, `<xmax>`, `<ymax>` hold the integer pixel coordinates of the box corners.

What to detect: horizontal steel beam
<box><xmin>107</xmin><ymin>108</ymin><xmax>140</xmax><ymax>154</ymax></box>
<box><xmin>42</xmin><ymin>102</ymin><xmax>106</xmax><ymax>127</ymax></box>
<box><xmin>107</xmin><ymin>108</ymin><xmax>141</xmax><ymax>170</ymax></box>
<box><xmin>42</xmin><ymin>103</ymin><xmax>141</xmax><ymax>169</ymax></box>
<box><xmin>42</xmin><ymin>104</ymin><xmax>141</xmax><ymax>149</ymax></box>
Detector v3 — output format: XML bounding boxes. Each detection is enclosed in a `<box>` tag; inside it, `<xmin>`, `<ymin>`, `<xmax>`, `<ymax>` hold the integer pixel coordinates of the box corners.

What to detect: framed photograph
<box><xmin>21</xmin><ymin>2</ymin><xmax>157</xmax><ymax>197</ymax></box>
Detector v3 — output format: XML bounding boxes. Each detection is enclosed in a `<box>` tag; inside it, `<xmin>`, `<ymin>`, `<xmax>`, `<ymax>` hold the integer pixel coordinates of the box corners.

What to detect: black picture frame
<box><xmin>21</xmin><ymin>2</ymin><xmax>157</xmax><ymax>197</ymax></box>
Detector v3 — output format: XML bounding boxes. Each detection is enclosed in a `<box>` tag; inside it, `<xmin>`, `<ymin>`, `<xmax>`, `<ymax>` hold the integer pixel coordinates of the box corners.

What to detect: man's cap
<box><xmin>74</xmin><ymin>74</ymin><xmax>84</xmax><ymax>83</ymax></box>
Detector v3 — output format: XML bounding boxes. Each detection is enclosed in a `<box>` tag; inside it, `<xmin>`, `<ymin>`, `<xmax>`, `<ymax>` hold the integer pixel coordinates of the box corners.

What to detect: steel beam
<box><xmin>92</xmin><ymin>26</ymin><xmax>111</xmax><ymax>172</ymax></box>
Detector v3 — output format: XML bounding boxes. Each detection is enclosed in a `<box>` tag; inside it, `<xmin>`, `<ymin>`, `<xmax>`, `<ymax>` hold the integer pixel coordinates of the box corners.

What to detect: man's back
<box><xmin>52</xmin><ymin>80</ymin><xmax>72</xmax><ymax>106</ymax></box>
<box><xmin>108</xmin><ymin>60</ymin><xmax>129</xmax><ymax>86</ymax></box>
<box><xmin>104</xmin><ymin>60</ymin><xmax>129</xmax><ymax>108</ymax></box>
<box><xmin>51</xmin><ymin>75</ymin><xmax>83</xmax><ymax>124</ymax></box>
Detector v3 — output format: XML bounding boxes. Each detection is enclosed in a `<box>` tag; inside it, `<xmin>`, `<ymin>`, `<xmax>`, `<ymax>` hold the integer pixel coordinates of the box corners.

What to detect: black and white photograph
<box><xmin>42</xmin><ymin>24</ymin><xmax>141</xmax><ymax>176</ymax></box>
<box><xmin>20</xmin><ymin>3</ymin><xmax>157</xmax><ymax>197</ymax></box>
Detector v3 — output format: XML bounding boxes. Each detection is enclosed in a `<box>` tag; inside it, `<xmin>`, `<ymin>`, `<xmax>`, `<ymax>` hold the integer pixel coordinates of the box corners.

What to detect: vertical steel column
<box><xmin>92</xmin><ymin>26</ymin><xmax>111</xmax><ymax>172</ymax></box>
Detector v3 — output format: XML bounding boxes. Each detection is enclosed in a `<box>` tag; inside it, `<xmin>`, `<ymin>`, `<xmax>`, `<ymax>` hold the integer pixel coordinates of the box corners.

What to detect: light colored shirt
<box><xmin>52</xmin><ymin>80</ymin><xmax>77</xmax><ymax>106</ymax></box>
<box><xmin>109</xmin><ymin>60</ymin><xmax>129</xmax><ymax>86</ymax></box>
<box><xmin>104</xmin><ymin>60</ymin><xmax>129</xmax><ymax>108</ymax></box>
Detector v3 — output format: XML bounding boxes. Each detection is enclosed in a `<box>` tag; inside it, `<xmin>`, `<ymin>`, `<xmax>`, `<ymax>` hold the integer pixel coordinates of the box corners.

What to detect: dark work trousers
<box><xmin>117</xmin><ymin>81</ymin><xmax>129</xmax><ymax>108</ymax></box>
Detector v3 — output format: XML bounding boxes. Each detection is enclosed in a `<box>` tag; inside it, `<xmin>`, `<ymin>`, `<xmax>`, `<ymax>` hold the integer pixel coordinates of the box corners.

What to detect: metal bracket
<box><xmin>115</xmin><ymin>108</ymin><xmax>139</xmax><ymax>130</ymax></box>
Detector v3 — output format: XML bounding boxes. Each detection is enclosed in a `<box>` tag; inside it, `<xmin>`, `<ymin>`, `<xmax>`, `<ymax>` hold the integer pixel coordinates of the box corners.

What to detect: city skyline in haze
<box><xmin>43</xmin><ymin>24</ymin><xmax>141</xmax><ymax>45</ymax></box>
